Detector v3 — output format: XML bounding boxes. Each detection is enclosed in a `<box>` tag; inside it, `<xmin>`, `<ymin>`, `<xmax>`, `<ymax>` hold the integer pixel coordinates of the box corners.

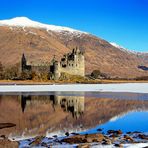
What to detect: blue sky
<box><xmin>0</xmin><ymin>0</ymin><xmax>148</xmax><ymax>52</ymax></box>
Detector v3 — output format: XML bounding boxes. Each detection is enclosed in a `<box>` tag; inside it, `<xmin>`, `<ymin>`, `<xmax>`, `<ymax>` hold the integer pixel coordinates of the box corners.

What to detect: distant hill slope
<box><xmin>0</xmin><ymin>17</ymin><xmax>148</xmax><ymax>78</ymax></box>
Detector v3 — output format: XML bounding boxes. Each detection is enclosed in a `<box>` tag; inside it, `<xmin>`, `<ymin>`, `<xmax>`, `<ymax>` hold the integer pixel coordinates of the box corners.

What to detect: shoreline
<box><xmin>0</xmin><ymin>79</ymin><xmax>148</xmax><ymax>85</ymax></box>
<box><xmin>2</xmin><ymin>130</ymin><xmax>148</xmax><ymax>148</ymax></box>
<box><xmin>0</xmin><ymin>83</ymin><xmax>147</xmax><ymax>93</ymax></box>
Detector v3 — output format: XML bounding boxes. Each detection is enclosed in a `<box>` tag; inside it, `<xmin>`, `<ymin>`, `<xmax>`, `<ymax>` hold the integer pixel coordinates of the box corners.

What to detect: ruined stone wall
<box><xmin>57</xmin><ymin>53</ymin><xmax>85</xmax><ymax>78</ymax></box>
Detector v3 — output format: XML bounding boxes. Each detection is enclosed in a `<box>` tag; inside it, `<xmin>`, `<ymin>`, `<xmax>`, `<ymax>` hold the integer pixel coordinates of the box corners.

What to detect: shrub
<box><xmin>91</xmin><ymin>70</ymin><xmax>101</xmax><ymax>79</ymax></box>
<box><xmin>31</xmin><ymin>71</ymin><xmax>49</xmax><ymax>81</ymax></box>
<box><xmin>59</xmin><ymin>72</ymin><xmax>85</xmax><ymax>82</ymax></box>
<box><xmin>135</xmin><ymin>76</ymin><xmax>148</xmax><ymax>80</ymax></box>
<box><xmin>0</xmin><ymin>62</ymin><xmax>4</xmax><ymax>79</ymax></box>
<box><xmin>3</xmin><ymin>64</ymin><xmax>19</xmax><ymax>80</ymax></box>
<box><xmin>21</xmin><ymin>70</ymin><xmax>32</xmax><ymax>80</ymax></box>
<box><xmin>91</xmin><ymin>70</ymin><xmax>108</xmax><ymax>79</ymax></box>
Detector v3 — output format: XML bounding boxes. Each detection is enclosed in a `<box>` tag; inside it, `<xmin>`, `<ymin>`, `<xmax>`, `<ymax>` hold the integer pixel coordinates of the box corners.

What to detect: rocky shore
<box><xmin>1</xmin><ymin>129</ymin><xmax>147</xmax><ymax>147</ymax></box>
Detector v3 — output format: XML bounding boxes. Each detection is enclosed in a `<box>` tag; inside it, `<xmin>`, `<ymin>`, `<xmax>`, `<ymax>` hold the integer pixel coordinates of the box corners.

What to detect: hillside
<box><xmin>0</xmin><ymin>17</ymin><xmax>148</xmax><ymax>78</ymax></box>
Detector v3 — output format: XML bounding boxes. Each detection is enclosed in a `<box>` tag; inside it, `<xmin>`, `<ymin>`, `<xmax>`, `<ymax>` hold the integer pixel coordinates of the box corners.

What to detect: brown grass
<box><xmin>0</xmin><ymin>79</ymin><xmax>148</xmax><ymax>85</ymax></box>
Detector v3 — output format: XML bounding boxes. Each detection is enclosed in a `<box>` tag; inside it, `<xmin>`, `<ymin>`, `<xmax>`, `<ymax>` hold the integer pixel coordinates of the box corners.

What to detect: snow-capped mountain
<box><xmin>0</xmin><ymin>17</ymin><xmax>88</xmax><ymax>35</ymax></box>
<box><xmin>0</xmin><ymin>17</ymin><xmax>148</xmax><ymax>78</ymax></box>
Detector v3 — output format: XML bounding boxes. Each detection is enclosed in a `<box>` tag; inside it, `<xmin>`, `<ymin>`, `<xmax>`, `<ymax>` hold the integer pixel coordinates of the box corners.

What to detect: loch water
<box><xmin>0</xmin><ymin>91</ymin><xmax>148</xmax><ymax>139</ymax></box>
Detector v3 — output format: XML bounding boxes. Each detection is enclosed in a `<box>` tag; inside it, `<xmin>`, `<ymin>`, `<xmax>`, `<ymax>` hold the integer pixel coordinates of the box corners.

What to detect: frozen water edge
<box><xmin>0</xmin><ymin>83</ymin><xmax>148</xmax><ymax>93</ymax></box>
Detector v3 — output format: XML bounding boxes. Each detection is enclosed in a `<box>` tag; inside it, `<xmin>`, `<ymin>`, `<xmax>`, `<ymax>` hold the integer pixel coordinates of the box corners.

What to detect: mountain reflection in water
<box><xmin>0</xmin><ymin>92</ymin><xmax>148</xmax><ymax>138</ymax></box>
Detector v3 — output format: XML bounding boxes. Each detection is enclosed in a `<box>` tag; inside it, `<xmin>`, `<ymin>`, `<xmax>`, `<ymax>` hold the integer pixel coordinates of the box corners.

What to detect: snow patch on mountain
<box><xmin>110</xmin><ymin>42</ymin><xmax>148</xmax><ymax>56</ymax></box>
<box><xmin>110</xmin><ymin>42</ymin><xmax>124</xmax><ymax>49</ymax></box>
<box><xmin>0</xmin><ymin>17</ymin><xmax>88</xmax><ymax>35</ymax></box>
<box><xmin>110</xmin><ymin>42</ymin><xmax>136</xmax><ymax>54</ymax></box>
<box><xmin>110</xmin><ymin>42</ymin><xmax>148</xmax><ymax>55</ymax></box>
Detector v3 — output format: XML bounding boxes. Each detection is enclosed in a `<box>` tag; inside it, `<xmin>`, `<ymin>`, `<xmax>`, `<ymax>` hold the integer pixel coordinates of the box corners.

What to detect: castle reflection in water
<box><xmin>19</xmin><ymin>93</ymin><xmax>84</xmax><ymax>119</ymax></box>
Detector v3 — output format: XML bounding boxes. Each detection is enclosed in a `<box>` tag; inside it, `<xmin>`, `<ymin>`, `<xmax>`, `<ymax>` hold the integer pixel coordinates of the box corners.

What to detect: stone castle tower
<box><xmin>50</xmin><ymin>47</ymin><xmax>85</xmax><ymax>80</ymax></box>
<box><xmin>21</xmin><ymin>47</ymin><xmax>85</xmax><ymax>80</ymax></box>
<box><xmin>21</xmin><ymin>53</ymin><xmax>31</xmax><ymax>72</ymax></box>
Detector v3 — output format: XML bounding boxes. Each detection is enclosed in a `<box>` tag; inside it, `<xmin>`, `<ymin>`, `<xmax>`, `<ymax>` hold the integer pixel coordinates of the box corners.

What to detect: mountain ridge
<box><xmin>0</xmin><ymin>17</ymin><xmax>88</xmax><ymax>35</ymax></box>
<box><xmin>0</xmin><ymin>17</ymin><xmax>148</xmax><ymax>78</ymax></box>
<box><xmin>1</xmin><ymin>17</ymin><xmax>147</xmax><ymax>54</ymax></box>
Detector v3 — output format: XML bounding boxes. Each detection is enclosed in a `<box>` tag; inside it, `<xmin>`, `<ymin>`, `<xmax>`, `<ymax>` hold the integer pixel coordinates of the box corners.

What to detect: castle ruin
<box><xmin>20</xmin><ymin>93</ymin><xmax>84</xmax><ymax>119</ymax></box>
<box><xmin>21</xmin><ymin>47</ymin><xmax>85</xmax><ymax>80</ymax></box>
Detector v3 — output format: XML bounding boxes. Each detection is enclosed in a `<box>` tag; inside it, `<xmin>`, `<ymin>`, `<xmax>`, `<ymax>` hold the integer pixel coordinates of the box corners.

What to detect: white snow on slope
<box><xmin>110</xmin><ymin>42</ymin><xmax>148</xmax><ymax>55</ymax></box>
<box><xmin>110</xmin><ymin>42</ymin><xmax>123</xmax><ymax>49</ymax></box>
<box><xmin>0</xmin><ymin>17</ymin><xmax>88</xmax><ymax>35</ymax></box>
<box><xmin>110</xmin><ymin>42</ymin><xmax>138</xmax><ymax>54</ymax></box>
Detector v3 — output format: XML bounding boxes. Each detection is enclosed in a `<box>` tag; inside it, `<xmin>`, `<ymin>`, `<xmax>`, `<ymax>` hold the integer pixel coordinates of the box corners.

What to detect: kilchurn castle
<box><xmin>21</xmin><ymin>47</ymin><xmax>85</xmax><ymax>80</ymax></box>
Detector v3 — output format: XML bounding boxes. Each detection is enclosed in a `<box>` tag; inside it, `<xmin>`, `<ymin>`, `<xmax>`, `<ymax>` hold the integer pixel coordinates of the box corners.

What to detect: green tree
<box><xmin>91</xmin><ymin>70</ymin><xmax>108</xmax><ymax>79</ymax></box>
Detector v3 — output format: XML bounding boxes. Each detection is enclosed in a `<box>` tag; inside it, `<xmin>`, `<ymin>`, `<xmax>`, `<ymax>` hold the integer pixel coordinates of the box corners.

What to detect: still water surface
<box><xmin>0</xmin><ymin>92</ymin><xmax>148</xmax><ymax>139</ymax></box>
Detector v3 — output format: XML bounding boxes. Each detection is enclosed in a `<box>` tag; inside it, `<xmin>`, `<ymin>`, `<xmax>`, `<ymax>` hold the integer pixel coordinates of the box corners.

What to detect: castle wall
<box><xmin>54</xmin><ymin>50</ymin><xmax>85</xmax><ymax>79</ymax></box>
<box><xmin>59</xmin><ymin>64</ymin><xmax>84</xmax><ymax>77</ymax></box>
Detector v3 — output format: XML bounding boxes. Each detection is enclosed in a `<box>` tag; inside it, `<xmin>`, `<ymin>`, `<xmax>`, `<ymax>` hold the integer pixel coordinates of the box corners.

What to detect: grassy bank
<box><xmin>0</xmin><ymin>79</ymin><xmax>148</xmax><ymax>85</ymax></box>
